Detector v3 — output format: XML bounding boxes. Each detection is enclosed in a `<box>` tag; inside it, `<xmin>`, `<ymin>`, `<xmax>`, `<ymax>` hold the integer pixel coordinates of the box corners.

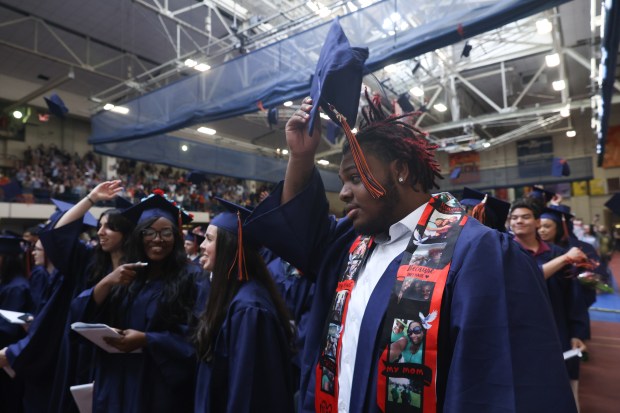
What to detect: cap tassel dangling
<box><xmin>560</xmin><ymin>214</ymin><xmax>570</xmax><ymax>243</ymax></box>
<box><xmin>329</xmin><ymin>104</ymin><xmax>386</xmax><ymax>199</ymax></box>
<box><xmin>226</xmin><ymin>211</ymin><xmax>249</xmax><ymax>282</ymax></box>
<box><xmin>472</xmin><ymin>194</ymin><xmax>488</xmax><ymax>225</ymax></box>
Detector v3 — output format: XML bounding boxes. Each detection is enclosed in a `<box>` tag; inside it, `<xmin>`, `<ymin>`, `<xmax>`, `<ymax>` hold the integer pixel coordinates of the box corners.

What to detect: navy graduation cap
<box><xmin>44</xmin><ymin>94</ymin><xmax>69</xmax><ymax>118</ymax></box>
<box><xmin>307</xmin><ymin>18</ymin><xmax>368</xmax><ymax>136</ymax></box>
<box><xmin>460</xmin><ymin>187</ymin><xmax>510</xmax><ymax>232</ymax></box>
<box><xmin>529</xmin><ymin>186</ymin><xmax>556</xmax><ymax>204</ymax></box>
<box><xmin>114</xmin><ymin>196</ymin><xmax>133</xmax><ymax>210</ymax></box>
<box><xmin>122</xmin><ymin>190</ymin><xmax>192</xmax><ymax>226</ymax></box>
<box><xmin>185</xmin><ymin>231</ymin><xmax>205</xmax><ymax>245</ymax></box>
<box><xmin>0</xmin><ymin>235</ymin><xmax>24</xmax><ymax>255</ymax></box>
<box><xmin>51</xmin><ymin>198</ymin><xmax>98</xmax><ymax>228</ymax></box>
<box><xmin>541</xmin><ymin>205</ymin><xmax>574</xmax><ymax>241</ymax></box>
<box><xmin>210</xmin><ymin>197</ymin><xmax>252</xmax><ymax>235</ymax></box>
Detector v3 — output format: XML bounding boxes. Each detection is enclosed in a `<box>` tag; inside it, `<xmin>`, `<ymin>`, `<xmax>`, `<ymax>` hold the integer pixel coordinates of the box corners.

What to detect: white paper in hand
<box><xmin>71</xmin><ymin>322</ymin><xmax>142</xmax><ymax>353</ymax></box>
<box><xmin>0</xmin><ymin>309</ymin><xmax>32</xmax><ymax>325</ymax></box>
<box><xmin>563</xmin><ymin>348</ymin><xmax>582</xmax><ymax>360</ymax></box>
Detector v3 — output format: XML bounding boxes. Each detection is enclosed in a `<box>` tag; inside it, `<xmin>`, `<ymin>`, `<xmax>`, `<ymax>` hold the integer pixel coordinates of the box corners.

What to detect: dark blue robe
<box><xmin>244</xmin><ymin>169</ymin><xmax>577</xmax><ymax>413</ymax></box>
<box><xmin>0</xmin><ymin>275</ymin><xmax>32</xmax><ymax>413</ymax></box>
<box><xmin>194</xmin><ymin>280</ymin><xmax>294</xmax><ymax>413</ymax></box>
<box><xmin>533</xmin><ymin>243</ymin><xmax>589</xmax><ymax>380</ymax></box>
<box><xmin>28</xmin><ymin>266</ymin><xmax>51</xmax><ymax>315</ymax></box>
<box><xmin>73</xmin><ymin>264</ymin><xmax>200</xmax><ymax>413</ymax></box>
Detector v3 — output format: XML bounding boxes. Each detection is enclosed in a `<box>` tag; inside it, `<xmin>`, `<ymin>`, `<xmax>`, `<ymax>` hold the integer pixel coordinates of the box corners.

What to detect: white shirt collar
<box><xmin>375</xmin><ymin>201</ymin><xmax>428</xmax><ymax>245</ymax></box>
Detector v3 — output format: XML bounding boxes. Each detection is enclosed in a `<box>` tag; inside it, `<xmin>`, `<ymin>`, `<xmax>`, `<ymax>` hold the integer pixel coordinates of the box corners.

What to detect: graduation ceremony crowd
<box><xmin>0</xmin><ymin>20</ymin><xmax>617</xmax><ymax>413</ymax></box>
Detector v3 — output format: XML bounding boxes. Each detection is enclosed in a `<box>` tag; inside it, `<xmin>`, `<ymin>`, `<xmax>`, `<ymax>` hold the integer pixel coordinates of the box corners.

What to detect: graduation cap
<box><xmin>449</xmin><ymin>167</ymin><xmax>462</xmax><ymax>180</ymax></box>
<box><xmin>210</xmin><ymin>197</ymin><xmax>254</xmax><ymax>280</ymax></box>
<box><xmin>605</xmin><ymin>193</ymin><xmax>620</xmax><ymax>216</ymax></box>
<box><xmin>308</xmin><ymin>19</ymin><xmax>387</xmax><ymax>198</ymax></box>
<box><xmin>121</xmin><ymin>190</ymin><xmax>192</xmax><ymax>227</ymax></box>
<box><xmin>51</xmin><ymin>198</ymin><xmax>98</xmax><ymax>227</ymax></box>
<box><xmin>114</xmin><ymin>196</ymin><xmax>133</xmax><ymax>210</ymax></box>
<box><xmin>184</xmin><ymin>231</ymin><xmax>205</xmax><ymax>246</ymax></box>
<box><xmin>551</xmin><ymin>157</ymin><xmax>570</xmax><ymax>177</ymax></box>
<box><xmin>460</xmin><ymin>187</ymin><xmax>510</xmax><ymax>232</ymax></box>
<box><xmin>44</xmin><ymin>94</ymin><xmax>69</xmax><ymax>119</ymax></box>
<box><xmin>308</xmin><ymin>18</ymin><xmax>368</xmax><ymax>136</ymax></box>
<box><xmin>0</xmin><ymin>235</ymin><xmax>24</xmax><ymax>255</ymax></box>
<box><xmin>529</xmin><ymin>186</ymin><xmax>556</xmax><ymax>204</ymax></box>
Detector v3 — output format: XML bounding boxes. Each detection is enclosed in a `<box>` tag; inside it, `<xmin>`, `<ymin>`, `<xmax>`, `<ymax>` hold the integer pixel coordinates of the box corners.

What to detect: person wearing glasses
<box><xmin>72</xmin><ymin>191</ymin><xmax>202</xmax><ymax>413</ymax></box>
<box><xmin>388</xmin><ymin>320</ymin><xmax>426</xmax><ymax>364</ymax></box>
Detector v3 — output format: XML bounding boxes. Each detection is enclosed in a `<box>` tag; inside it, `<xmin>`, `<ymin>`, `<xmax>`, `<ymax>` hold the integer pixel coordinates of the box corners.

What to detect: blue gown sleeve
<box><xmin>0</xmin><ymin>279</ymin><xmax>32</xmax><ymax>348</ymax></box>
<box><xmin>224</xmin><ymin>306</ymin><xmax>294</xmax><ymax>413</ymax></box>
<box><xmin>438</xmin><ymin>222</ymin><xmax>577</xmax><ymax>413</ymax></box>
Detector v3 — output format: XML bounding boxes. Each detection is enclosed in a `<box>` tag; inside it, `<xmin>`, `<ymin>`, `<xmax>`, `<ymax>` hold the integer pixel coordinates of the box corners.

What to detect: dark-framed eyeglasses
<box><xmin>409</xmin><ymin>326</ymin><xmax>423</xmax><ymax>335</ymax></box>
<box><xmin>141</xmin><ymin>228</ymin><xmax>175</xmax><ymax>241</ymax></box>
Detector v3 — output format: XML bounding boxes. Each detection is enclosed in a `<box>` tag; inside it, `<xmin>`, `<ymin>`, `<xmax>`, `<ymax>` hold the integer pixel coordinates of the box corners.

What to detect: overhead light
<box><xmin>433</xmin><ymin>103</ymin><xmax>448</xmax><ymax>112</ymax></box>
<box><xmin>103</xmin><ymin>103</ymin><xmax>115</xmax><ymax>111</ymax></box>
<box><xmin>317</xmin><ymin>159</ymin><xmax>330</xmax><ymax>166</ymax></box>
<box><xmin>351</xmin><ymin>128</ymin><xmax>358</xmax><ymax>134</ymax></box>
<box><xmin>110</xmin><ymin>106</ymin><xmax>129</xmax><ymax>115</ymax></box>
<box><xmin>552</xmin><ymin>80</ymin><xmax>566</xmax><ymax>91</ymax></box>
<box><xmin>194</xmin><ymin>63</ymin><xmax>211</xmax><ymax>72</ymax></box>
<box><xmin>181</xmin><ymin>144</ymin><xmax>188</xmax><ymax>152</ymax></box>
<box><xmin>482</xmin><ymin>141</ymin><xmax>491</xmax><ymax>148</ymax></box>
<box><xmin>410</xmin><ymin>86</ymin><xmax>424</xmax><ymax>97</ymax></box>
<box><xmin>282</xmin><ymin>149</ymin><xmax>289</xmax><ymax>155</ymax></box>
<box><xmin>197</xmin><ymin>126</ymin><xmax>216</xmax><ymax>135</ymax></box>
<box><xmin>560</xmin><ymin>105</ymin><xmax>570</xmax><ymax>117</ymax></box>
<box><xmin>566</xmin><ymin>130</ymin><xmax>576</xmax><ymax>137</ymax></box>
<box><xmin>319</xmin><ymin>112</ymin><xmax>330</xmax><ymax>120</ymax></box>
<box><xmin>545</xmin><ymin>53</ymin><xmax>560</xmax><ymax>67</ymax></box>
<box><xmin>536</xmin><ymin>18</ymin><xmax>552</xmax><ymax>34</ymax></box>
<box><xmin>283</xmin><ymin>101</ymin><xmax>293</xmax><ymax>107</ymax></box>
<box><xmin>184</xmin><ymin>59</ymin><xmax>197</xmax><ymax>68</ymax></box>
<box><xmin>12</xmin><ymin>110</ymin><xmax>23</xmax><ymax>119</ymax></box>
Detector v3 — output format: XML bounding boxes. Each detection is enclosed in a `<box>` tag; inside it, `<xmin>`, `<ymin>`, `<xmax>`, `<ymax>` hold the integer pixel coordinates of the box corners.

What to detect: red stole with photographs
<box><xmin>315</xmin><ymin>193</ymin><xmax>466</xmax><ymax>413</ymax></box>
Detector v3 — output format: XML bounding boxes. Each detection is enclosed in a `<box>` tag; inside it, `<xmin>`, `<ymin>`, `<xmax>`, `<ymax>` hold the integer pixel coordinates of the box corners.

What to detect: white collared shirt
<box><xmin>337</xmin><ymin>203</ymin><xmax>428</xmax><ymax>413</ymax></box>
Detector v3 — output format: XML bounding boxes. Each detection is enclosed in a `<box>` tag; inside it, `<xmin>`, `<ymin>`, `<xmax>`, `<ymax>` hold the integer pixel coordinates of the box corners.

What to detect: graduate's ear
<box><xmin>391</xmin><ymin>159</ymin><xmax>409</xmax><ymax>185</ymax></box>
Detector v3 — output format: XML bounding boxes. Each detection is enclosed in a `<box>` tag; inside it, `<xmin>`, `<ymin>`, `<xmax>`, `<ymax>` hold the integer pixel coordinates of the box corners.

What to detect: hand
<box><xmin>565</xmin><ymin>247</ymin><xmax>587</xmax><ymax>264</ymax></box>
<box><xmin>259</xmin><ymin>190</ymin><xmax>269</xmax><ymax>202</ymax></box>
<box><xmin>285</xmin><ymin>97</ymin><xmax>321</xmax><ymax>160</ymax></box>
<box><xmin>0</xmin><ymin>347</ymin><xmax>9</xmax><ymax>368</ymax></box>
<box><xmin>104</xmin><ymin>329</ymin><xmax>147</xmax><ymax>353</ymax></box>
<box><xmin>88</xmin><ymin>180</ymin><xmax>124</xmax><ymax>203</ymax></box>
<box><xmin>102</xmin><ymin>262</ymin><xmax>144</xmax><ymax>287</ymax></box>
<box><xmin>571</xmin><ymin>337</ymin><xmax>587</xmax><ymax>352</ymax></box>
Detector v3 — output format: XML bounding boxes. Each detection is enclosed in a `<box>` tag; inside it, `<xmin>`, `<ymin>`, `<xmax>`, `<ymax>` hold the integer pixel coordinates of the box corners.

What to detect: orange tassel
<box><xmin>561</xmin><ymin>214</ymin><xmax>570</xmax><ymax>243</ymax></box>
<box><xmin>472</xmin><ymin>194</ymin><xmax>487</xmax><ymax>225</ymax></box>
<box><xmin>329</xmin><ymin>104</ymin><xmax>386</xmax><ymax>199</ymax></box>
<box><xmin>226</xmin><ymin>211</ymin><xmax>249</xmax><ymax>281</ymax></box>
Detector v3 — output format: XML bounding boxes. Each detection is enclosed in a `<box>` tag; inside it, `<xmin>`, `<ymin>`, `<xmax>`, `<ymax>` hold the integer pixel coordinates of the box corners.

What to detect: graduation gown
<box><xmin>28</xmin><ymin>266</ymin><xmax>51</xmax><ymax>315</ymax></box>
<box><xmin>194</xmin><ymin>280</ymin><xmax>294</xmax><ymax>413</ymax></box>
<box><xmin>533</xmin><ymin>243</ymin><xmax>589</xmax><ymax>380</ymax></box>
<box><xmin>74</xmin><ymin>265</ymin><xmax>200</xmax><ymax>413</ymax></box>
<box><xmin>244</xmin><ymin>169</ymin><xmax>577</xmax><ymax>413</ymax></box>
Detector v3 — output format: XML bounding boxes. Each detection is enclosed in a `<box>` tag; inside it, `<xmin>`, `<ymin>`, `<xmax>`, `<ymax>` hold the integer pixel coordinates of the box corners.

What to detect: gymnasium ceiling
<box><xmin>0</xmin><ymin>0</ymin><xmax>616</xmax><ymax>167</ymax></box>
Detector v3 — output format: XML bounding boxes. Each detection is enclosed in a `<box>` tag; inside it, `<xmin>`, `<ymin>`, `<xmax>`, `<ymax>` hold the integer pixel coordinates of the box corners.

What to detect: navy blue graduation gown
<box><xmin>194</xmin><ymin>280</ymin><xmax>294</xmax><ymax>413</ymax></box>
<box><xmin>244</xmin><ymin>169</ymin><xmax>577</xmax><ymax>413</ymax></box>
<box><xmin>74</xmin><ymin>265</ymin><xmax>200</xmax><ymax>413</ymax></box>
<box><xmin>533</xmin><ymin>243</ymin><xmax>589</xmax><ymax>380</ymax></box>
<box><xmin>28</xmin><ymin>266</ymin><xmax>51</xmax><ymax>315</ymax></box>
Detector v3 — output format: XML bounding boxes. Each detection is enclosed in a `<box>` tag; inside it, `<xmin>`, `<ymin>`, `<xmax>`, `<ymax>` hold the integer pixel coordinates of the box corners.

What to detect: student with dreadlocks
<box><xmin>243</xmin><ymin>19</ymin><xmax>577</xmax><ymax>413</ymax></box>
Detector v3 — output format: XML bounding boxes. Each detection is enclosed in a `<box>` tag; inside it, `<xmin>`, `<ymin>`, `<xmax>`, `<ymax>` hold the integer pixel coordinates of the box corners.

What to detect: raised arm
<box><xmin>541</xmin><ymin>247</ymin><xmax>587</xmax><ymax>279</ymax></box>
<box><xmin>54</xmin><ymin>180</ymin><xmax>123</xmax><ymax>229</ymax></box>
<box><xmin>282</xmin><ymin>97</ymin><xmax>322</xmax><ymax>204</ymax></box>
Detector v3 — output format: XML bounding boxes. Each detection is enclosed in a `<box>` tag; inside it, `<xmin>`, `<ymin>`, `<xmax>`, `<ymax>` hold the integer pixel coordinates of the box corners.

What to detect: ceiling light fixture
<box><xmin>317</xmin><ymin>159</ymin><xmax>330</xmax><ymax>165</ymax></box>
<box><xmin>197</xmin><ymin>126</ymin><xmax>216</xmax><ymax>135</ymax></box>
<box><xmin>103</xmin><ymin>103</ymin><xmax>115</xmax><ymax>111</ymax></box>
<box><xmin>433</xmin><ymin>103</ymin><xmax>448</xmax><ymax>112</ymax></box>
<box><xmin>282</xmin><ymin>149</ymin><xmax>289</xmax><ymax>155</ymax></box>
<box><xmin>181</xmin><ymin>144</ymin><xmax>188</xmax><ymax>152</ymax></box>
<box><xmin>552</xmin><ymin>80</ymin><xmax>566</xmax><ymax>91</ymax></box>
<box><xmin>283</xmin><ymin>101</ymin><xmax>293</xmax><ymax>107</ymax></box>
<box><xmin>194</xmin><ymin>63</ymin><xmax>211</xmax><ymax>72</ymax></box>
<box><xmin>545</xmin><ymin>53</ymin><xmax>560</xmax><ymax>67</ymax></box>
<box><xmin>184</xmin><ymin>59</ymin><xmax>197</xmax><ymax>68</ymax></box>
<box><xmin>566</xmin><ymin>130</ymin><xmax>576</xmax><ymax>137</ymax></box>
<box><xmin>410</xmin><ymin>86</ymin><xmax>424</xmax><ymax>97</ymax></box>
<box><xmin>560</xmin><ymin>105</ymin><xmax>570</xmax><ymax>117</ymax></box>
<box><xmin>536</xmin><ymin>18</ymin><xmax>552</xmax><ymax>34</ymax></box>
<box><xmin>110</xmin><ymin>106</ymin><xmax>130</xmax><ymax>115</ymax></box>
<box><xmin>12</xmin><ymin>110</ymin><xmax>23</xmax><ymax>119</ymax></box>
<box><xmin>319</xmin><ymin>113</ymin><xmax>330</xmax><ymax>120</ymax></box>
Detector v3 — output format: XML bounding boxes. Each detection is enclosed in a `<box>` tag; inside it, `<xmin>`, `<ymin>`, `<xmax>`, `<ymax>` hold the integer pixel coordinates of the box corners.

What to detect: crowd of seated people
<box><xmin>0</xmin><ymin>144</ymin><xmax>273</xmax><ymax>213</ymax></box>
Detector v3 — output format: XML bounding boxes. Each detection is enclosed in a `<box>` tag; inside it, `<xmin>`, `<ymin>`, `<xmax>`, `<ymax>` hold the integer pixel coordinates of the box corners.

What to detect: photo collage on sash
<box><xmin>381</xmin><ymin>194</ymin><xmax>464</xmax><ymax>412</ymax></box>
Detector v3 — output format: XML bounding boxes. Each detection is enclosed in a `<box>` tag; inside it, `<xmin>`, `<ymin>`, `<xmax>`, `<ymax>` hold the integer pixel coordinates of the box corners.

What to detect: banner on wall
<box><xmin>572</xmin><ymin>181</ymin><xmax>589</xmax><ymax>196</ymax></box>
<box><xmin>589</xmin><ymin>179</ymin><xmax>607</xmax><ymax>196</ymax></box>
<box><xmin>448</xmin><ymin>151</ymin><xmax>480</xmax><ymax>184</ymax></box>
<box><xmin>602</xmin><ymin>125</ymin><xmax>620</xmax><ymax>168</ymax></box>
<box><xmin>516</xmin><ymin>136</ymin><xmax>553</xmax><ymax>178</ymax></box>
